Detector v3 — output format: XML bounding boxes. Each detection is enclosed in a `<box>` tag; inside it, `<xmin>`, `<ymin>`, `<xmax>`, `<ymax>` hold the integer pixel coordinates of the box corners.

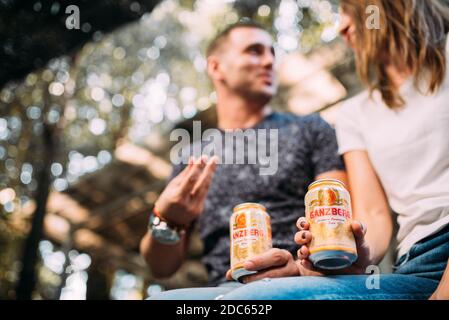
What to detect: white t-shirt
<box><xmin>335</xmin><ymin>42</ymin><xmax>449</xmax><ymax>260</ymax></box>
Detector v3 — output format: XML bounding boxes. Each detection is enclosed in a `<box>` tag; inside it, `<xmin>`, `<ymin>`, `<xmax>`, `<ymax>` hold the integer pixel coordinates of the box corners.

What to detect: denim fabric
<box><xmin>393</xmin><ymin>224</ymin><xmax>449</xmax><ymax>281</ymax></box>
<box><xmin>149</xmin><ymin>224</ymin><xmax>449</xmax><ymax>300</ymax></box>
<box><xmin>147</xmin><ymin>281</ymin><xmax>243</xmax><ymax>300</ymax></box>
<box><xmin>220</xmin><ymin>275</ymin><xmax>437</xmax><ymax>300</ymax></box>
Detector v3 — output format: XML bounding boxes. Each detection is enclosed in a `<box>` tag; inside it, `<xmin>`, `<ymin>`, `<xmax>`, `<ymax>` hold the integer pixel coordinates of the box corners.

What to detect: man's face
<box><xmin>215</xmin><ymin>27</ymin><xmax>277</xmax><ymax>102</ymax></box>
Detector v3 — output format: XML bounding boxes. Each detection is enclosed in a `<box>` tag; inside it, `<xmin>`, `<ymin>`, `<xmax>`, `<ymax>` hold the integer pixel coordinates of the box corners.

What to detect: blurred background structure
<box><xmin>0</xmin><ymin>0</ymin><xmax>369</xmax><ymax>300</ymax></box>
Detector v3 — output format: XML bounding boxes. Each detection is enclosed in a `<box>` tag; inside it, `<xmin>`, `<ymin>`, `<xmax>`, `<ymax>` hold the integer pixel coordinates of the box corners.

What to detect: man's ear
<box><xmin>207</xmin><ymin>55</ymin><xmax>223</xmax><ymax>81</ymax></box>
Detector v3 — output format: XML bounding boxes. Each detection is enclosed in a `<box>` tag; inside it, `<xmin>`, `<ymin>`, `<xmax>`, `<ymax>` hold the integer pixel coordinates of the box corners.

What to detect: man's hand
<box><xmin>295</xmin><ymin>217</ymin><xmax>372</xmax><ymax>276</ymax></box>
<box><xmin>155</xmin><ymin>155</ymin><xmax>218</xmax><ymax>227</ymax></box>
<box><xmin>225</xmin><ymin>248</ymin><xmax>300</xmax><ymax>284</ymax></box>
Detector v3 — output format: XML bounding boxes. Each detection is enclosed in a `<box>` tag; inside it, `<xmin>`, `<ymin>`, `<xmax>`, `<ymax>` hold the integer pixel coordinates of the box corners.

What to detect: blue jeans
<box><xmin>147</xmin><ymin>281</ymin><xmax>243</xmax><ymax>300</ymax></box>
<box><xmin>149</xmin><ymin>224</ymin><xmax>449</xmax><ymax>300</ymax></box>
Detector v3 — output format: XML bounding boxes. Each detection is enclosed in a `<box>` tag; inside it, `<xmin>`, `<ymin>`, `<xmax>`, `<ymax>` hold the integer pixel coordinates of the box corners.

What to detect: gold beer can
<box><xmin>230</xmin><ymin>203</ymin><xmax>272</xmax><ymax>281</ymax></box>
<box><xmin>305</xmin><ymin>179</ymin><xmax>357</xmax><ymax>269</ymax></box>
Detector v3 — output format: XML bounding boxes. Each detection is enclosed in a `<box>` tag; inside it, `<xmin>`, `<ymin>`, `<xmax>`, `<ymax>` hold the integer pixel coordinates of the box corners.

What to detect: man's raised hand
<box><xmin>154</xmin><ymin>155</ymin><xmax>218</xmax><ymax>227</ymax></box>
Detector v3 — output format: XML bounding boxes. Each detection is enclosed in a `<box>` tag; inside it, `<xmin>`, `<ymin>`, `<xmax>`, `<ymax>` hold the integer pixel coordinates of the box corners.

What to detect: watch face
<box><xmin>152</xmin><ymin>225</ymin><xmax>180</xmax><ymax>245</ymax></box>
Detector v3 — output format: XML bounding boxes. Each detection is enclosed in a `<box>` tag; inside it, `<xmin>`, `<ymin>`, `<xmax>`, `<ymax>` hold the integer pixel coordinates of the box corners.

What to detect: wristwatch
<box><xmin>148</xmin><ymin>208</ymin><xmax>186</xmax><ymax>245</ymax></box>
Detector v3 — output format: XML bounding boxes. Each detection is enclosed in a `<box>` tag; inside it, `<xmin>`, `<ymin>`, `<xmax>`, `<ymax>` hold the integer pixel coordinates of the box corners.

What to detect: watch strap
<box><xmin>152</xmin><ymin>206</ymin><xmax>191</xmax><ymax>233</ymax></box>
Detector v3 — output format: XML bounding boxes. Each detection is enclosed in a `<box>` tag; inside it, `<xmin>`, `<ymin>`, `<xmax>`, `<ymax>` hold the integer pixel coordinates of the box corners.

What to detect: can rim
<box><xmin>233</xmin><ymin>202</ymin><xmax>266</xmax><ymax>212</ymax></box>
<box><xmin>308</xmin><ymin>179</ymin><xmax>346</xmax><ymax>191</ymax></box>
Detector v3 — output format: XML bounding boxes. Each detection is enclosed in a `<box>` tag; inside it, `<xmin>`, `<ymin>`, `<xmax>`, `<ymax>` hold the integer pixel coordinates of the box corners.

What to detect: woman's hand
<box><xmin>295</xmin><ymin>217</ymin><xmax>373</xmax><ymax>276</ymax></box>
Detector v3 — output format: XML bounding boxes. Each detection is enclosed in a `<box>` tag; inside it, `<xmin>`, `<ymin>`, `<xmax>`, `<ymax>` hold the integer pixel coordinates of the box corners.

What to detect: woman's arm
<box><xmin>295</xmin><ymin>151</ymin><xmax>391</xmax><ymax>275</ymax></box>
<box><xmin>343</xmin><ymin>150</ymin><xmax>393</xmax><ymax>265</ymax></box>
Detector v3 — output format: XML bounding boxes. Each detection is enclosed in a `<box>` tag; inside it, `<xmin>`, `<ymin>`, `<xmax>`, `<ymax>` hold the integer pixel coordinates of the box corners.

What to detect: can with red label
<box><xmin>305</xmin><ymin>179</ymin><xmax>357</xmax><ymax>270</ymax></box>
<box><xmin>230</xmin><ymin>203</ymin><xmax>272</xmax><ymax>281</ymax></box>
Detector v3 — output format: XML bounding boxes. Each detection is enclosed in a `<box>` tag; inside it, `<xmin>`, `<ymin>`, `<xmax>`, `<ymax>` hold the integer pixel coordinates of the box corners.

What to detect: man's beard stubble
<box><xmin>234</xmin><ymin>82</ymin><xmax>276</xmax><ymax>107</ymax></box>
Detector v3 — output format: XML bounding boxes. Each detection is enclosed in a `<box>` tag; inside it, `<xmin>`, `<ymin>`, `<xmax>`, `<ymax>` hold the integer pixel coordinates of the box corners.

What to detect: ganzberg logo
<box><xmin>170</xmin><ymin>121</ymin><xmax>279</xmax><ymax>176</ymax></box>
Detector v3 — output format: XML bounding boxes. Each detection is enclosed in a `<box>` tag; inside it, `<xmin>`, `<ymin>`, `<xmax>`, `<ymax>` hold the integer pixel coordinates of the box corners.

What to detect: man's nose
<box><xmin>262</xmin><ymin>50</ymin><xmax>274</xmax><ymax>68</ymax></box>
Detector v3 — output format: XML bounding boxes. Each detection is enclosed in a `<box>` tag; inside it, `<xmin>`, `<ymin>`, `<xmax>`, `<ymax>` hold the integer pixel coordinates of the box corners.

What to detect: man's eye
<box><xmin>248</xmin><ymin>47</ymin><xmax>262</xmax><ymax>54</ymax></box>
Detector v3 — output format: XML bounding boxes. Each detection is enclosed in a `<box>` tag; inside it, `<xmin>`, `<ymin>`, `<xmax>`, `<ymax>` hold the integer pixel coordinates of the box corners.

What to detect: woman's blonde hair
<box><xmin>341</xmin><ymin>0</ymin><xmax>449</xmax><ymax>108</ymax></box>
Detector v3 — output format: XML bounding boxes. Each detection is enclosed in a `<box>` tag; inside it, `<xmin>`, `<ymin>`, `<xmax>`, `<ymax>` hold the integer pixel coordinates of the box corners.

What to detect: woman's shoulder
<box><xmin>337</xmin><ymin>90</ymin><xmax>376</xmax><ymax>124</ymax></box>
<box><xmin>340</xmin><ymin>90</ymin><xmax>373</xmax><ymax>113</ymax></box>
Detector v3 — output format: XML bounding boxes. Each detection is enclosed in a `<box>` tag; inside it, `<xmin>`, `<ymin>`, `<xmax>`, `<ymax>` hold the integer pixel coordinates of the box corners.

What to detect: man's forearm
<box><xmin>140</xmin><ymin>231</ymin><xmax>188</xmax><ymax>278</ymax></box>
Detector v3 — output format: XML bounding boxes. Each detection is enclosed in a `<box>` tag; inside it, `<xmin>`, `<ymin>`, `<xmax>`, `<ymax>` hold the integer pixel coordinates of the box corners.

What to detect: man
<box><xmin>140</xmin><ymin>22</ymin><xmax>346</xmax><ymax>299</ymax></box>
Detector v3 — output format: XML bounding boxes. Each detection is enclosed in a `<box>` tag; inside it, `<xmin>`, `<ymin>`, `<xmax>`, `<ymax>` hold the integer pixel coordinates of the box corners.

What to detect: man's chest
<box><xmin>205</xmin><ymin>137</ymin><xmax>312</xmax><ymax>202</ymax></box>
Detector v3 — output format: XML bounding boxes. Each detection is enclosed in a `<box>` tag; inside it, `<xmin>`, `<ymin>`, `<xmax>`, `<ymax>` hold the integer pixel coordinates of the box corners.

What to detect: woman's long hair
<box><xmin>341</xmin><ymin>0</ymin><xmax>449</xmax><ymax>108</ymax></box>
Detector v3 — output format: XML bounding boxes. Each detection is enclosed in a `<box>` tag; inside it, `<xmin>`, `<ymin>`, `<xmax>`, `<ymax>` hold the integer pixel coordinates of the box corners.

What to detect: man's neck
<box><xmin>216</xmin><ymin>94</ymin><xmax>271</xmax><ymax>130</ymax></box>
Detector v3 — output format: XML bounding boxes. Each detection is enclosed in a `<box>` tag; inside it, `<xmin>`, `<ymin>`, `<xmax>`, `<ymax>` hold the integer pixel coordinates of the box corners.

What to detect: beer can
<box><xmin>304</xmin><ymin>179</ymin><xmax>357</xmax><ymax>270</ymax></box>
<box><xmin>230</xmin><ymin>203</ymin><xmax>272</xmax><ymax>282</ymax></box>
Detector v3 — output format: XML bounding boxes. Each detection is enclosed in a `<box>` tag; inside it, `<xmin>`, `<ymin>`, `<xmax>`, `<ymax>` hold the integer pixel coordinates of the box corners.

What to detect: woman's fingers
<box><xmin>296</xmin><ymin>245</ymin><xmax>310</xmax><ymax>260</ymax></box>
<box><xmin>351</xmin><ymin>220</ymin><xmax>367</xmax><ymax>240</ymax></box>
<box><xmin>296</xmin><ymin>217</ymin><xmax>309</xmax><ymax>231</ymax></box>
<box><xmin>225</xmin><ymin>269</ymin><xmax>233</xmax><ymax>281</ymax></box>
<box><xmin>294</xmin><ymin>230</ymin><xmax>312</xmax><ymax>245</ymax></box>
<box><xmin>351</xmin><ymin>221</ymin><xmax>369</xmax><ymax>259</ymax></box>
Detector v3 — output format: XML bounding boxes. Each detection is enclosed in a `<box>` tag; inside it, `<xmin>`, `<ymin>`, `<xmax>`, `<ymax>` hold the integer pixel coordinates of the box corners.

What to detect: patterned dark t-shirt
<box><xmin>169</xmin><ymin>112</ymin><xmax>344</xmax><ymax>286</ymax></box>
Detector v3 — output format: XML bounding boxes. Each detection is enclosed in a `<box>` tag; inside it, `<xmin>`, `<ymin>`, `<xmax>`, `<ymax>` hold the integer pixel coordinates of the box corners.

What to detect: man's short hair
<box><xmin>206</xmin><ymin>21</ymin><xmax>269</xmax><ymax>57</ymax></box>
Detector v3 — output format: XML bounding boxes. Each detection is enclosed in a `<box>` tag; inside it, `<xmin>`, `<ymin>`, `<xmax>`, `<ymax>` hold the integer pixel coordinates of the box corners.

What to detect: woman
<box><xmin>221</xmin><ymin>0</ymin><xmax>449</xmax><ymax>300</ymax></box>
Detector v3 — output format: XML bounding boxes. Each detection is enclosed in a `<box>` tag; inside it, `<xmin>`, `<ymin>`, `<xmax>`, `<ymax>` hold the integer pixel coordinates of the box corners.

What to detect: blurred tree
<box><xmin>86</xmin><ymin>262</ymin><xmax>113</xmax><ymax>300</ymax></box>
<box><xmin>0</xmin><ymin>0</ymin><xmax>163</xmax><ymax>87</ymax></box>
<box><xmin>0</xmin><ymin>218</ymin><xmax>24</xmax><ymax>299</ymax></box>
